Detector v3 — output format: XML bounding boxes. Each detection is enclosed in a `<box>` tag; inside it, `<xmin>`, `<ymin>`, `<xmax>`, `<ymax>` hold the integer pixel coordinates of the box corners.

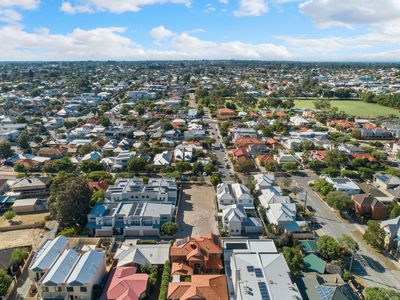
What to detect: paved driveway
<box><xmin>176</xmin><ymin>184</ymin><xmax>218</xmax><ymax>238</ymax></box>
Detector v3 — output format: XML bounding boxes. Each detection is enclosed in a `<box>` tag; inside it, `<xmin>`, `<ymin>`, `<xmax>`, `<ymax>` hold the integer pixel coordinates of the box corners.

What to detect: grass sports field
<box><xmin>294</xmin><ymin>100</ymin><xmax>400</xmax><ymax>117</ymax></box>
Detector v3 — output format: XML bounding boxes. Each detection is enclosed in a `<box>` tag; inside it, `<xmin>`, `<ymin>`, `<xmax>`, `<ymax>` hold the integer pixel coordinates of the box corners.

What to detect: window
<box><xmin>42</xmin><ymin>287</ymin><xmax>49</xmax><ymax>292</ymax></box>
<box><xmin>57</xmin><ymin>287</ymin><xmax>62</xmax><ymax>292</ymax></box>
<box><xmin>67</xmin><ymin>287</ymin><xmax>74</xmax><ymax>292</ymax></box>
<box><xmin>80</xmin><ymin>287</ymin><xmax>87</xmax><ymax>293</ymax></box>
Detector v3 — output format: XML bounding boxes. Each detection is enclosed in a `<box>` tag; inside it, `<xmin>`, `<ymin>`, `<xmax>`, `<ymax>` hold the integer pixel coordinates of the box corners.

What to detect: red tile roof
<box><xmin>102</xmin><ymin>266</ymin><xmax>148</xmax><ymax>300</ymax></box>
<box><xmin>167</xmin><ymin>275</ymin><xmax>228</xmax><ymax>300</ymax></box>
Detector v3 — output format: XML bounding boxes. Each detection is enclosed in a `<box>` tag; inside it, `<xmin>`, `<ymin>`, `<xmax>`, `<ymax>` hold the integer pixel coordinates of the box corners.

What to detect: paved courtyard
<box><xmin>176</xmin><ymin>184</ymin><xmax>218</xmax><ymax>238</ymax></box>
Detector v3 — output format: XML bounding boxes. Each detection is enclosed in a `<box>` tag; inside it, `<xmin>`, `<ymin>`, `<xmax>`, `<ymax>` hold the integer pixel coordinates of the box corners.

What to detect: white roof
<box><xmin>266</xmin><ymin>203</ymin><xmax>296</xmax><ymax>225</ymax></box>
<box><xmin>231</xmin><ymin>252</ymin><xmax>301</xmax><ymax>300</ymax></box>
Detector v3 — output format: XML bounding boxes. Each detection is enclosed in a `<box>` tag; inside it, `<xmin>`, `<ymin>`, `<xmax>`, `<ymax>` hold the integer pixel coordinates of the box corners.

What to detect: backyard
<box><xmin>294</xmin><ymin>100</ymin><xmax>400</xmax><ymax>117</ymax></box>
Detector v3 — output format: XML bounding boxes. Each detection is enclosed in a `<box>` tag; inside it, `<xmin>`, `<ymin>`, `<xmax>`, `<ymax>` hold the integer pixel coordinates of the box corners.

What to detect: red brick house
<box><xmin>352</xmin><ymin>194</ymin><xmax>387</xmax><ymax>220</ymax></box>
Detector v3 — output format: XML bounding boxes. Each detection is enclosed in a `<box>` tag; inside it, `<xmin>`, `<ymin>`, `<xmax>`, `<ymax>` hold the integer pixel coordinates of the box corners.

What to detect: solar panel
<box><xmin>247</xmin><ymin>266</ymin><xmax>255</xmax><ymax>272</ymax></box>
<box><xmin>255</xmin><ymin>268</ymin><xmax>264</xmax><ymax>278</ymax></box>
<box><xmin>316</xmin><ymin>285</ymin><xmax>335</xmax><ymax>300</ymax></box>
<box><xmin>257</xmin><ymin>282</ymin><xmax>271</xmax><ymax>300</ymax></box>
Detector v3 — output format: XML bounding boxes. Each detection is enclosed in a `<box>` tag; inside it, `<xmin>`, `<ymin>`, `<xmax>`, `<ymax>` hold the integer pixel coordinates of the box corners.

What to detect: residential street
<box><xmin>290</xmin><ymin>172</ymin><xmax>400</xmax><ymax>290</ymax></box>
<box><xmin>189</xmin><ymin>93</ymin><xmax>233</xmax><ymax>181</ymax></box>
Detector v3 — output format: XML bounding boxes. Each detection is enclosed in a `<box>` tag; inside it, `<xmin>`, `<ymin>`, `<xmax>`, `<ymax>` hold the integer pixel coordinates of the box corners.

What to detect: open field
<box><xmin>294</xmin><ymin>100</ymin><xmax>400</xmax><ymax>117</ymax></box>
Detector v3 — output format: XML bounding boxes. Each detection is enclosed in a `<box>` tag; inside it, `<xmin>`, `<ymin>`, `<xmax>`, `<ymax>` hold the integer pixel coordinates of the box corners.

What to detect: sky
<box><xmin>1</xmin><ymin>0</ymin><xmax>400</xmax><ymax>61</ymax></box>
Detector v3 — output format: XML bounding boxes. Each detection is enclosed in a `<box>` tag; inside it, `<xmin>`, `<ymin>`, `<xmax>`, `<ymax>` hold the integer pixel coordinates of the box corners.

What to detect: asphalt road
<box><xmin>290</xmin><ymin>172</ymin><xmax>400</xmax><ymax>290</ymax></box>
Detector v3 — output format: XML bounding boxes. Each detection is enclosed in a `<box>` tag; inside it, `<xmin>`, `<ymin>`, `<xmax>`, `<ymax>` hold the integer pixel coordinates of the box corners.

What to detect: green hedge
<box><xmin>158</xmin><ymin>260</ymin><xmax>171</xmax><ymax>300</ymax></box>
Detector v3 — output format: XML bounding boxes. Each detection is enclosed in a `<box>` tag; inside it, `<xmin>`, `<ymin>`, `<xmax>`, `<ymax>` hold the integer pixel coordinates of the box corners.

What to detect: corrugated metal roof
<box><xmin>30</xmin><ymin>236</ymin><xmax>68</xmax><ymax>272</ymax></box>
<box><xmin>67</xmin><ymin>250</ymin><xmax>105</xmax><ymax>286</ymax></box>
<box><xmin>42</xmin><ymin>249</ymin><xmax>80</xmax><ymax>286</ymax></box>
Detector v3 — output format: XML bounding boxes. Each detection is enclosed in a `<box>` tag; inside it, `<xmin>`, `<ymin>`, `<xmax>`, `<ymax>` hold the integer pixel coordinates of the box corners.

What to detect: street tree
<box><xmin>317</xmin><ymin>235</ymin><xmax>341</xmax><ymax>261</ymax></box>
<box><xmin>363</xmin><ymin>220</ymin><xmax>385</xmax><ymax>251</ymax></box>
<box><xmin>0</xmin><ymin>141</ymin><xmax>14</xmax><ymax>159</ymax></box>
<box><xmin>313</xmin><ymin>178</ymin><xmax>334</xmax><ymax>196</ymax></box>
<box><xmin>326</xmin><ymin>191</ymin><xmax>352</xmax><ymax>212</ymax></box>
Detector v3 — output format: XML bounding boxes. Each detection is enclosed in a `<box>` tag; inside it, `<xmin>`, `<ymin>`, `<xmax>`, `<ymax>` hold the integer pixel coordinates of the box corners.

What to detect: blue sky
<box><xmin>0</xmin><ymin>0</ymin><xmax>400</xmax><ymax>61</ymax></box>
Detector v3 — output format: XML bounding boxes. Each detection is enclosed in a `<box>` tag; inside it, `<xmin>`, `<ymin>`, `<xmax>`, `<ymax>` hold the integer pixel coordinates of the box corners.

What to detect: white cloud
<box><xmin>219</xmin><ymin>0</ymin><xmax>229</xmax><ymax>3</ymax></box>
<box><xmin>61</xmin><ymin>2</ymin><xmax>94</xmax><ymax>14</ymax></box>
<box><xmin>300</xmin><ymin>0</ymin><xmax>400</xmax><ymax>28</ymax></box>
<box><xmin>234</xmin><ymin>0</ymin><xmax>268</xmax><ymax>17</ymax></box>
<box><xmin>61</xmin><ymin>0</ymin><xmax>191</xmax><ymax>14</ymax></box>
<box><xmin>0</xmin><ymin>9</ymin><xmax>22</xmax><ymax>23</ymax></box>
<box><xmin>150</xmin><ymin>25</ymin><xmax>175</xmax><ymax>41</ymax></box>
<box><xmin>0</xmin><ymin>25</ymin><xmax>292</xmax><ymax>61</ymax></box>
<box><xmin>0</xmin><ymin>0</ymin><xmax>39</xmax><ymax>10</ymax></box>
<box><xmin>171</xmin><ymin>33</ymin><xmax>291</xmax><ymax>59</ymax></box>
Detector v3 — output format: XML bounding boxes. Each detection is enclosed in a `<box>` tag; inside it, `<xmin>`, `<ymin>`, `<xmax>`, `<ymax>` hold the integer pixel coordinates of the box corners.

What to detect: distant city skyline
<box><xmin>0</xmin><ymin>0</ymin><xmax>400</xmax><ymax>61</ymax></box>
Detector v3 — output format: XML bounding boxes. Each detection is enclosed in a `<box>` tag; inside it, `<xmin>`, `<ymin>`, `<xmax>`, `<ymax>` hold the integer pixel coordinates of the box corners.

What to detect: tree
<box><xmin>323</xmin><ymin>167</ymin><xmax>340</xmax><ymax>177</ymax></box>
<box><xmin>364</xmin><ymin>220</ymin><xmax>385</xmax><ymax>251</ymax></box>
<box><xmin>54</xmin><ymin>176</ymin><xmax>92</xmax><ymax>229</ymax></box>
<box><xmin>127</xmin><ymin>157</ymin><xmax>147</xmax><ymax>173</ymax></box>
<box><xmin>91</xmin><ymin>189</ymin><xmax>105</xmax><ymax>205</ymax></box>
<box><xmin>338</xmin><ymin>234</ymin><xmax>359</xmax><ymax>253</ymax></box>
<box><xmin>317</xmin><ymin>235</ymin><xmax>341</xmax><ymax>261</ymax></box>
<box><xmin>0</xmin><ymin>269</ymin><xmax>12</xmax><ymax>297</ymax></box>
<box><xmin>16</xmin><ymin>131</ymin><xmax>31</xmax><ymax>153</ymax></box>
<box><xmin>282</xmin><ymin>162</ymin><xmax>298</xmax><ymax>172</ymax></box>
<box><xmin>160</xmin><ymin>221</ymin><xmax>178</xmax><ymax>236</ymax></box>
<box><xmin>80</xmin><ymin>160</ymin><xmax>104</xmax><ymax>173</ymax></box>
<box><xmin>14</xmin><ymin>164</ymin><xmax>27</xmax><ymax>173</ymax></box>
<box><xmin>86</xmin><ymin>171</ymin><xmax>113</xmax><ymax>183</ymax></box>
<box><xmin>3</xmin><ymin>211</ymin><xmax>16</xmax><ymax>220</ymax></box>
<box><xmin>390</xmin><ymin>205</ymin><xmax>400</xmax><ymax>219</ymax></box>
<box><xmin>235</xmin><ymin>160</ymin><xmax>254</xmax><ymax>174</ymax></box>
<box><xmin>338</xmin><ymin>234</ymin><xmax>359</xmax><ymax>272</ymax></box>
<box><xmin>282</xmin><ymin>247</ymin><xmax>304</xmax><ymax>276</ymax></box>
<box><xmin>100</xmin><ymin>116</ymin><xmax>111</xmax><ymax>127</ymax></box>
<box><xmin>203</xmin><ymin>162</ymin><xmax>216</xmax><ymax>175</ymax></box>
<box><xmin>313</xmin><ymin>178</ymin><xmax>334</xmax><ymax>196</ymax></box>
<box><xmin>10</xmin><ymin>248</ymin><xmax>29</xmax><ymax>269</ymax></box>
<box><xmin>324</xmin><ymin>149</ymin><xmax>347</xmax><ymax>169</ymax></box>
<box><xmin>325</xmin><ymin>191</ymin><xmax>352</xmax><ymax>212</ymax></box>
<box><xmin>192</xmin><ymin>162</ymin><xmax>204</xmax><ymax>175</ymax></box>
<box><xmin>53</xmin><ymin>157</ymin><xmax>75</xmax><ymax>172</ymax></box>
<box><xmin>210</xmin><ymin>173</ymin><xmax>222</xmax><ymax>185</ymax></box>
<box><xmin>358</xmin><ymin>167</ymin><xmax>374</xmax><ymax>180</ymax></box>
<box><xmin>0</xmin><ymin>141</ymin><xmax>14</xmax><ymax>159</ymax></box>
<box><xmin>350</xmin><ymin>158</ymin><xmax>367</xmax><ymax>169</ymax></box>
<box><xmin>365</xmin><ymin>287</ymin><xmax>400</xmax><ymax>300</ymax></box>
<box><xmin>175</xmin><ymin>162</ymin><xmax>192</xmax><ymax>173</ymax></box>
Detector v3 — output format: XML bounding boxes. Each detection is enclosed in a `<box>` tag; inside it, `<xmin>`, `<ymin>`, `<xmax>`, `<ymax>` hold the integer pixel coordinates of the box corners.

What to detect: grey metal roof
<box><xmin>41</xmin><ymin>249</ymin><xmax>80</xmax><ymax>286</ymax></box>
<box><xmin>67</xmin><ymin>250</ymin><xmax>105</xmax><ymax>286</ymax></box>
<box><xmin>30</xmin><ymin>236</ymin><xmax>68</xmax><ymax>272</ymax></box>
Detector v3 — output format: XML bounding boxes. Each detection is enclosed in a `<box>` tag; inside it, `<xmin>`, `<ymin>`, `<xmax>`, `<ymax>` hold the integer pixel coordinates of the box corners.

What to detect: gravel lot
<box><xmin>0</xmin><ymin>228</ymin><xmax>46</xmax><ymax>250</ymax></box>
<box><xmin>176</xmin><ymin>184</ymin><xmax>218</xmax><ymax>238</ymax></box>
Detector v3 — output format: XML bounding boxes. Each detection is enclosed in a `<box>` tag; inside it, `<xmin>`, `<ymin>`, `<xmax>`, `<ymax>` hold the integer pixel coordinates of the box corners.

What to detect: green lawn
<box><xmin>294</xmin><ymin>100</ymin><xmax>400</xmax><ymax>117</ymax></box>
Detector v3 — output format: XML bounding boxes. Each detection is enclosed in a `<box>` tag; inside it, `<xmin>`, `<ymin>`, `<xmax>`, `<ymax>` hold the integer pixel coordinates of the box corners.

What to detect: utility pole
<box><xmin>304</xmin><ymin>191</ymin><xmax>308</xmax><ymax>210</ymax></box>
